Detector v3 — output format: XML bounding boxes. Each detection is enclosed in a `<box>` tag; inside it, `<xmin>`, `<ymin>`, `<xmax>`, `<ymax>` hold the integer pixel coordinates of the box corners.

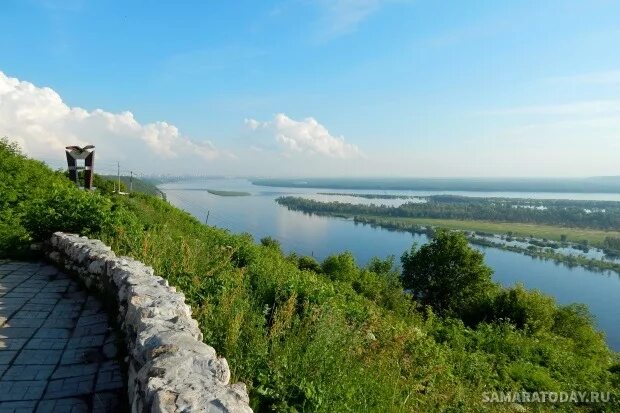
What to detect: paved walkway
<box><xmin>0</xmin><ymin>261</ymin><xmax>127</xmax><ymax>413</ymax></box>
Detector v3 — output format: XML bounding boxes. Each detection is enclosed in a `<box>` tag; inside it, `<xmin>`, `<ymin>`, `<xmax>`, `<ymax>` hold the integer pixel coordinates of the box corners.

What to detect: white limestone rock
<box><xmin>46</xmin><ymin>232</ymin><xmax>253</xmax><ymax>413</ymax></box>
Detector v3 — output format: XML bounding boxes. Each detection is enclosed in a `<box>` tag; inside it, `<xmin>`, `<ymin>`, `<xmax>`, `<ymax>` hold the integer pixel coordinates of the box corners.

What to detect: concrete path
<box><xmin>0</xmin><ymin>261</ymin><xmax>127</xmax><ymax>413</ymax></box>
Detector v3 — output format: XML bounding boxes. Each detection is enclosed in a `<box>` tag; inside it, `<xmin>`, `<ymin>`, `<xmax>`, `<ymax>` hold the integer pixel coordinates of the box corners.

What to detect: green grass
<box><xmin>348</xmin><ymin>214</ymin><xmax>620</xmax><ymax>247</ymax></box>
<box><xmin>100</xmin><ymin>175</ymin><xmax>163</xmax><ymax>197</ymax></box>
<box><xmin>109</xmin><ymin>195</ymin><xmax>620</xmax><ymax>412</ymax></box>
<box><xmin>2</xmin><ymin>138</ymin><xmax>620</xmax><ymax>412</ymax></box>
<box><xmin>207</xmin><ymin>189</ymin><xmax>251</xmax><ymax>197</ymax></box>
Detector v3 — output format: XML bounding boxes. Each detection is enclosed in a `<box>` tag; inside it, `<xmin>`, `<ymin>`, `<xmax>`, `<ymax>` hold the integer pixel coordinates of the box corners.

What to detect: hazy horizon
<box><xmin>1</xmin><ymin>1</ymin><xmax>619</xmax><ymax>177</ymax></box>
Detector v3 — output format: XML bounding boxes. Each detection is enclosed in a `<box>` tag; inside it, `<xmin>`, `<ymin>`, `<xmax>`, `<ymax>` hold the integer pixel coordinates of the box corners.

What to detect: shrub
<box><xmin>20</xmin><ymin>184</ymin><xmax>113</xmax><ymax>240</ymax></box>
<box><xmin>552</xmin><ymin>304</ymin><xmax>608</xmax><ymax>357</ymax></box>
<box><xmin>490</xmin><ymin>284</ymin><xmax>555</xmax><ymax>334</ymax></box>
<box><xmin>321</xmin><ymin>251</ymin><xmax>359</xmax><ymax>282</ymax></box>
<box><xmin>401</xmin><ymin>230</ymin><xmax>494</xmax><ymax>316</ymax></box>
<box><xmin>297</xmin><ymin>255</ymin><xmax>321</xmax><ymax>272</ymax></box>
<box><xmin>3</xmin><ymin>141</ymin><xmax>619</xmax><ymax>412</ymax></box>
<box><xmin>260</xmin><ymin>236</ymin><xmax>281</xmax><ymax>251</ymax></box>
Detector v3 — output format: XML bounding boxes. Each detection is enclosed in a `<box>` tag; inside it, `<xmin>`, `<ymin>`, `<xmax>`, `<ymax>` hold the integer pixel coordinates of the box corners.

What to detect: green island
<box><xmin>207</xmin><ymin>189</ymin><xmax>251</xmax><ymax>197</ymax></box>
<box><xmin>2</xmin><ymin>139</ymin><xmax>619</xmax><ymax>412</ymax></box>
<box><xmin>276</xmin><ymin>196</ymin><xmax>620</xmax><ymax>273</ymax></box>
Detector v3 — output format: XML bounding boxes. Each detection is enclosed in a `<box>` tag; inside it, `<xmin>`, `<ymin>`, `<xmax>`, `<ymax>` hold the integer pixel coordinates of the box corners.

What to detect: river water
<box><xmin>159</xmin><ymin>178</ymin><xmax>620</xmax><ymax>351</ymax></box>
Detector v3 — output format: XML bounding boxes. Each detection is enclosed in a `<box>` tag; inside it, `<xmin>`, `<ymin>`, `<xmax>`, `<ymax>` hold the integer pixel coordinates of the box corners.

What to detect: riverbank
<box><xmin>351</xmin><ymin>215</ymin><xmax>620</xmax><ymax>247</ymax></box>
<box><xmin>349</xmin><ymin>215</ymin><xmax>620</xmax><ymax>274</ymax></box>
<box><xmin>6</xmin><ymin>137</ymin><xmax>617</xmax><ymax>411</ymax></box>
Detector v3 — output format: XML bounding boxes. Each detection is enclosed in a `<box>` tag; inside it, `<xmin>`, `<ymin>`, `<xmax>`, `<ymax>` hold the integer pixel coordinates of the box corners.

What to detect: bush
<box><xmin>490</xmin><ymin>284</ymin><xmax>555</xmax><ymax>334</ymax></box>
<box><xmin>1</xmin><ymin>137</ymin><xmax>112</xmax><ymax>253</ymax></box>
<box><xmin>260</xmin><ymin>236</ymin><xmax>281</xmax><ymax>251</ymax></box>
<box><xmin>552</xmin><ymin>304</ymin><xmax>608</xmax><ymax>357</ymax></box>
<box><xmin>3</xmin><ymin>140</ymin><xmax>619</xmax><ymax>412</ymax></box>
<box><xmin>21</xmin><ymin>184</ymin><xmax>113</xmax><ymax>240</ymax></box>
<box><xmin>401</xmin><ymin>230</ymin><xmax>494</xmax><ymax>316</ymax></box>
<box><xmin>321</xmin><ymin>251</ymin><xmax>359</xmax><ymax>282</ymax></box>
<box><xmin>297</xmin><ymin>255</ymin><xmax>321</xmax><ymax>272</ymax></box>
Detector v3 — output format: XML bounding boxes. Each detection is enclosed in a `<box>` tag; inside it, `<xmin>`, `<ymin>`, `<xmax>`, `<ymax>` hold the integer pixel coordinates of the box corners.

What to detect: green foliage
<box><xmin>93</xmin><ymin>174</ymin><xmax>126</xmax><ymax>195</ymax></box>
<box><xmin>2</xmin><ymin>140</ymin><xmax>619</xmax><ymax>412</ymax></box>
<box><xmin>260</xmin><ymin>236</ymin><xmax>281</xmax><ymax>251</ymax></box>
<box><xmin>296</xmin><ymin>255</ymin><xmax>321</xmax><ymax>273</ymax></box>
<box><xmin>0</xmin><ymin>138</ymin><xmax>109</xmax><ymax>254</ymax></box>
<box><xmin>401</xmin><ymin>230</ymin><xmax>495</xmax><ymax>316</ymax></box>
<box><xmin>277</xmin><ymin>194</ymin><xmax>620</xmax><ymax>231</ymax></box>
<box><xmin>605</xmin><ymin>237</ymin><xmax>620</xmax><ymax>249</ymax></box>
<box><xmin>98</xmin><ymin>174</ymin><xmax>163</xmax><ymax>196</ymax></box>
<box><xmin>489</xmin><ymin>284</ymin><xmax>555</xmax><ymax>334</ymax></box>
<box><xmin>551</xmin><ymin>304</ymin><xmax>609</xmax><ymax>356</ymax></box>
<box><xmin>321</xmin><ymin>251</ymin><xmax>358</xmax><ymax>282</ymax></box>
<box><xmin>20</xmin><ymin>184</ymin><xmax>113</xmax><ymax>240</ymax></box>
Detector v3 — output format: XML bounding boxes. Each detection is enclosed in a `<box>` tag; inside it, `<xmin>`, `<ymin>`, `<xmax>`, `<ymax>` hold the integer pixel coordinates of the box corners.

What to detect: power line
<box><xmin>31</xmin><ymin>150</ymin><xmax>310</xmax><ymax>250</ymax></box>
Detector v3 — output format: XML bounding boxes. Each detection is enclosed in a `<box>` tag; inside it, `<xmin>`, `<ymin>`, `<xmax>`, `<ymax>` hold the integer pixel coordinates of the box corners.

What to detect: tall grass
<box><xmin>101</xmin><ymin>194</ymin><xmax>619</xmax><ymax>412</ymax></box>
<box><xmin>2</xmin><ymin>140</ymin><xmax>619</xmax><ymax>412</ymax></box>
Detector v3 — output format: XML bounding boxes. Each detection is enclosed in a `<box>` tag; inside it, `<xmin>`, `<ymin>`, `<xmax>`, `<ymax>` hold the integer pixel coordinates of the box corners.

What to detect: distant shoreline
<box><xmin>252</xmin><ymin>177</ymin><xmax>620</xmax><ymax>194</ymax></box>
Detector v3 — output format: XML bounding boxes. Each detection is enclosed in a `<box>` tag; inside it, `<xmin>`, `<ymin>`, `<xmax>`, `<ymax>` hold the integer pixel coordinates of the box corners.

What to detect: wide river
<box><xmin>159</xmin><ymin>178</ymin><xmax>620</xmax><ymax>351</ymax></box>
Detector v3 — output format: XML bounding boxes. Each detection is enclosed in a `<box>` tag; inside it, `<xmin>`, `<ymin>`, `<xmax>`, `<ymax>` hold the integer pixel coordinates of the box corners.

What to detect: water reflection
<box><xmin>160</xmin><ymin>178</ymin><xmax>620</xmax><ymax>350</ymax></box>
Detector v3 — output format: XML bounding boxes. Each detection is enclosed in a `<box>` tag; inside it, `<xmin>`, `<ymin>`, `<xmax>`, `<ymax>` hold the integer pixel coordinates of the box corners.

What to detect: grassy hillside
<box><xmin>99</xmin><ymin>174</ymin><xmax>164</xmax><ymax>197</ymax></box>
<box><xmin>1</xmin><ymin>138</ymin><xmax>619</xmax><ymax>412</ymax></box>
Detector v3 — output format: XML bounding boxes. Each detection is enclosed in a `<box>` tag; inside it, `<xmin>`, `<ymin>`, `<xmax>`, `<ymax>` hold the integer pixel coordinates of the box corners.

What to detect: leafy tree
<box><xmin>366</xmin><ymin>255</ymin><xmax>397</xmax><ymax>277</ymax></box>
<box><xmin>260</xmin><ymin>236</ymin><xmax>281</xmax><ymax>251</ymax></box>
<box><xmin>297</xmin><ymin>255</ymin><xmax>321</xmax><ymax>272</ymax></box>
<box><xmin>401</xmin><ymin>230</ymin><xmax>494</xmax><ymax>316</ymax></box>
<box><xmin>321</xmin><ymin>251</ymin><xmax>358</xmax><ymax>282</ymax></box>
<box><xmin>552</xmin><ymin>303</ymin><xmax>608</xmax><ymax>356</ymax></box>
<box><xmin>490</xmin><ymin>284</ymin><xmax>555</xmax><ymax>334</ymax></box>
<box><xmin>3</xmin><ymin>138</ymin><xmax>620</xmax><ymax>411</ymax></box>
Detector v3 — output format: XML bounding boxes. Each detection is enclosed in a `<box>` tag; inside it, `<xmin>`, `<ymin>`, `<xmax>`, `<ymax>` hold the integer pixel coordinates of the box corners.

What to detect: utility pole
<box><xmin>205</xmin><ymin>211</ymin><xmax>210</xmax><ymax>224</ymax></box>
<box><xmin>117</xmin><ymin>162</ymin><xmax>121</xmax><ymax>193</ymax></box>
<box><xmin>129</xmin><ymin>171</ymin><xmax>133</xmax><ymax>193</ymax></box>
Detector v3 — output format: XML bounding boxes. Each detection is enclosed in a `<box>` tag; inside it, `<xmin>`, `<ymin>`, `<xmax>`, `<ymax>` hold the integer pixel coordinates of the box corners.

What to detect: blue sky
<box><xmin>1</xmin><ymin>0</ymin><xmax>620</xmax><ymax>176</ymax></box>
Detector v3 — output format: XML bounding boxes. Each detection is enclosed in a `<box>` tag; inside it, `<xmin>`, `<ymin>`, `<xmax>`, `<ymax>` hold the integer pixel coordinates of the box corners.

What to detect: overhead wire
<box><xmin>24</xmin><ymin>150</ymin><xmax>313</xmax><ymax>253</ymax></box>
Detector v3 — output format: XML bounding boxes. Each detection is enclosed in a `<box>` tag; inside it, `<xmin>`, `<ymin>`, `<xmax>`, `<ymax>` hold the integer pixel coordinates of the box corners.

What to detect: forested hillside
<box><xmin>1</xmin><ymin>138</ymin><xmax>619</xmax><ymax>412</ymax></box>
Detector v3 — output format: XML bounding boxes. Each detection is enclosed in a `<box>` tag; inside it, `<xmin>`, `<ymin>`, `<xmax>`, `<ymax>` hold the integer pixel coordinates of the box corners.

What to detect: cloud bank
<box><xmin>0</xmin><ymin>71</ymin><xmax>219</xmax><ymax>173</ymax></box>
<box><xmin>245</xmin><ymin>113</ymin><xmax>361</xmax><ymax>158</ymax></box>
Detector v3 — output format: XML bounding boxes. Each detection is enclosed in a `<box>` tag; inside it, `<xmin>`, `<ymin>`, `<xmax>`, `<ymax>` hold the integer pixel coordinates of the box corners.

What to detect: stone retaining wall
<box><xmin>45</xmin><ymin>232</ymin><xmax>253</xmax><ymax>413</ymax></box>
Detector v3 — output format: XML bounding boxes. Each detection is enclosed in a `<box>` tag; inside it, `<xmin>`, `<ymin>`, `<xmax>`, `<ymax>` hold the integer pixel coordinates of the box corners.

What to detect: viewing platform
<box><xmin>0</xmin><ymin>261</ymin><xmax>126</xmax><ymax>412</ymax></box>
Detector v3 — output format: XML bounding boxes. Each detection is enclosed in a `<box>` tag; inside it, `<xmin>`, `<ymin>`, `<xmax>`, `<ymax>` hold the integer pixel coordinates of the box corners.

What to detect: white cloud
<box><xmin>245</xmin><ymin>113</ymin><xmax>361</xmax><ymax>158</ymax></box>
<box><xmin>0</xmin><ymin>71</ymin><xmax>220</xmax><ymax>173</ymax></box>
